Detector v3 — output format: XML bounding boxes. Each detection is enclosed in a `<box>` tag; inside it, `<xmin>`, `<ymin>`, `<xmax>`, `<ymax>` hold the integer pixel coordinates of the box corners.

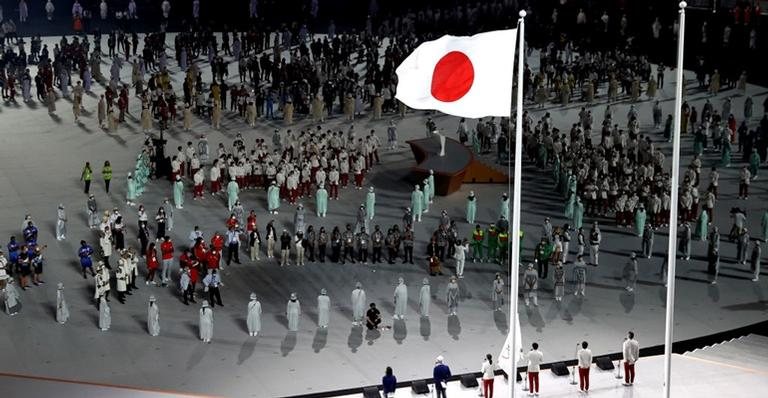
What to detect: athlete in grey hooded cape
<box><xmin>199</xmin><ymin>300</ymin><xmax>214</xmax><ymax>342</ymax></box>
<box><xmin>287</xmin><ymin>293</ymin><xmax>301</xmax><ymax>331</ymax></box>
<box><xmin>3</xmin><ymin>278</ymin><xmax>22</xmax><ymax>315</ymax></box>
<box><xmin>317</xmin><ymin>288</ymin><xmax>330</xmax><ymax>328</ymax></box>
<box><xmin>148</xmin><ymin>296</ymin><xmax>160</xmax><ymax>336</ymax></box>
<box><xmin>351</xmin><ymin>282</ymin><xmax>366</xmax><ymax>326</ymax></box>
<box><xmin>393</xmin><ymin>277</ymin><xmax>408</xmax><ymax>319</ymax></box>
<box><xmin>446</xmin><ymin>277</ymin><xmax>459</xmax><ymax>315</ymax></box>
<box><xmin>99</xmin><ymin>296</ymin><xmax>111</xmax><ymax>331</ymax></box>
<box><xmin>56</xmin><ymin>282</ymin><xmax>70</xmax><ymax>324</ymax></box>
<box><xmin>418</xmin><ymin>278</ymin><xmax>431</xmax><ymax>317</ymax></box>
<box><xmin>294</xmin><ymin>204</ymin><xmax>306</xmax><ymax>235</ymax></box>
<box><xmin>247</xmin><ymin>292</ymin><xmax>262</xmax><ymax>336</ymax></box>
<box><xmin>56</xmin><ymin>204</ymin><xmax>67</xmax><ymax>240</ymax></box>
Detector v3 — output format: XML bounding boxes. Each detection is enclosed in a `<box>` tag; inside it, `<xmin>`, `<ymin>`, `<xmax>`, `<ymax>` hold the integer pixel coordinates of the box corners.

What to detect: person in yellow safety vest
<box><xmin>81</xmin><ymin>161</ymin><xmax>93</xmax><ymax>194</ymax></box>
<box><xmin>102</xmin><ymin>160</ymin><xmax>113</xmax><ymax>194</ymax></box>
<box><xmin>486</xmin><ymin>224</ymin><xmax>499</xmax><ymax>262</ymax></box>
<box><xmin>498</xmin><ymin>228</ymin><xmax>509</xmax><ymax>264</ymax></box>
<box><xmin>471</xmin><ymin>224</ymin><xmax>484</xmax><ymax>262</ymax></box>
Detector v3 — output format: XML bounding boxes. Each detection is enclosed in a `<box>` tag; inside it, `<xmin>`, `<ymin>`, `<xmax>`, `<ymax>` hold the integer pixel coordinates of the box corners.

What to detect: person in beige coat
<box><xmin>709</xmin><ymin>69</ymin><xmax>721</xmax><ymax>96</ymax></box>
<box><xmin>646</xmin><ymin>78</ymin><xmax>657</xmax><ymax>99</ymax></box>
<box><xmin>108</xmin><ymin>107</ymin><xmax>119</xmax><ymax>132</ymax></box>
<box><xmin>97</xmin><ymin>95</ymin><xmax>106</xmax><ymax>127</ymax></box>
<box><xmin>141</xmin><ymin>104</ymin><xmax>152</xmax><ymax>132</ymax></box>
<box><xmin>583</xmin><ymin>80</ymin><xmax>594</xmax><ymax>104</ymax></box>
<box><xmin>183</xmin><ymin>104</ymin><xmax>193</xmax><ymax>131</ymax></box>
<box><xmin>46</xmin><ymin>88</ymin><xmax>57</xmax><ymax>114</ymax></box>
<box><xmin>311</xmin><ymin>94</ymin><xmax>324</xmax><ymax>122</ymax></box>
<box><xmin>372</xmin><ymin>93</ymin><xmax>383</xmax><ymax>120</ymax></box>
<box><xmin>73</xmin><ymin>81</ymin><xmax>84</xmax><ymax>122</ymax></box>
<box><xmin>283</xmin><ymin>99</ymin><xmax>294</xmax><ymax>125</ymax></box>
<box><xmin>630</xmin><ymin>77</ymin><xmax>640</xmax><ymax>101</ymax></box>
<box><xmin>246</xmin><ymin>100</ymin><xmax>257</xmax><ymax>127</ymax></box>
<box><xmin>212</xmin><ymin>103</ymin><xmax>222</xmax><ymax>129</ymax></box>
<box><xmin>73</xmin><ymin>98</ymin><xmax>82</xmax><ymax>123</ymax></box>
<box><xmin>343</xmin><ymin>93</ymin><xmax>354</xmax><ymax>121</ymax></box>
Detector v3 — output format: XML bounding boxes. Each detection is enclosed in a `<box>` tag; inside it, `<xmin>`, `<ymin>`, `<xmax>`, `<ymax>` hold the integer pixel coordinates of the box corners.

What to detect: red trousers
<box><xmin>578</xmin><ymin>367</ymin><xmax>590</xmax><ymax>391</ymax></box>
<box><xmin>482</xmin><ymin>379</ymin><xmax>494</xmax><ymax>398</ymax></box>
<box><xmin>210</xmin><ymin>180</ymin><xmax>221</xmax><ymax>193</ymax></box>
<box><xmin>340</xmin><ymin>173</ymin><xmax>348</xmax><ymax>187</ymax></box>
<box><xmin>528</xmin><ymin>372</ymin><xmax>539</xmax><ymax>393</ymax></box>
<box><xmin>194</xmin><ymin>184</ymin><xmax>204</xmax><ymax>198</ymax></box>
<box><xmin>624</xmin><ymin>362</ymin><xmax>635</xmax><ymax>384</ymax></box>
<box><xmin>739</xmin><ymin>182</ymin><xmax>749</xmax><ymax>197</ymax></box>
<box><xmin>329</xmin><ymin>183</ymin><xmax>339</xmax><ymax>199</ymax></box>
<box><xmin>354</xmin><ymin>173</ymin><xmax>363</xmax><ymax>188</ymax></box>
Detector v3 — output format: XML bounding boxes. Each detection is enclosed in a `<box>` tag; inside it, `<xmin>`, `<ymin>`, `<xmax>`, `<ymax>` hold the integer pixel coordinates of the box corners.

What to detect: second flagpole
<box><xmin>509</xmin><ymin>9</ymin><xmax>526</xmax><ymax>398</ymax></box>
<box><xmin>663</xmin><ymin>2</ymin><xmax>687</xmax><ymax>396</ymax></box>
<box><xmin>664</xmin><ymin>1</ymin><xmax>688</xmax><ymax>398</ymax></box>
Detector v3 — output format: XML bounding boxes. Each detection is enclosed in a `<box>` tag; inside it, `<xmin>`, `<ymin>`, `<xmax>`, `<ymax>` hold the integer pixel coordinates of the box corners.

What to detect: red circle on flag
<box><xmin>431</xmin><ymin>51</ymin><xmax>474</xmax><ymax>102</ymax></box>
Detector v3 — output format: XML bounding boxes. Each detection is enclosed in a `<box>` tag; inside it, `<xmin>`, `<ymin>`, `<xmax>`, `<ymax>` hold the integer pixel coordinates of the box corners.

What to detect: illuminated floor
<box><xmin>0</xmin><ymin>33</ymin><xmax>766</xmax><ymax>397</ymax></box>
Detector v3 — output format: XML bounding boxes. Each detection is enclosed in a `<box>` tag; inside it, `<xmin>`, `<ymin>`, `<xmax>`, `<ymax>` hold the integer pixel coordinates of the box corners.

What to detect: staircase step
<box><xmin>685</xmin><ymin>334</ymin><xmax>768</xmax><ymax>372</ymax></box>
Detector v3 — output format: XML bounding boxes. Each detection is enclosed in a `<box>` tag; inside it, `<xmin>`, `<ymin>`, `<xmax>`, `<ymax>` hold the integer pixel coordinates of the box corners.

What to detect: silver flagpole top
<box><xmin>519</xmin><ymin>10</ymin><xmax>527</xmax><ymax>18</ymax></box>
<box><xmin>679</xmin><ymin>1</ymin><xmax>687</xmax><ymax>9</ymax></box>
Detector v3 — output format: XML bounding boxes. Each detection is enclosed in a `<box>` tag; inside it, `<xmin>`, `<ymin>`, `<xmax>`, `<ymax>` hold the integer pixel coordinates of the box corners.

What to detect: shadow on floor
<box><xmin>312</xmin><ymin>328</ymin><xmax>328</xmax><ymax>353</ymax></box>
<box><xmin>347</xmin><ymin>325</ymin><xmax>363</xmax><ymax>352</ymax></box>
<box><xmin>420</xmin><ymin>316</ymin><xmax>431</xmax><ymax>341</ymax></box>
<box><xmin>392</xmin><ymin>319</ymin><xmax>407</xmax><ymax>344</ymax></box>
<box><xmin>237</xmin><ymin>339</ymin><xmax>257</xmax><ymax>365</ymax></box>
<box><xmin>280</xmin><ymin>331</ymin><xmax>297</xmax><ymax>356</ymax></box>
<box><xmin>447</xmin><ymin>315</ymin><xmax>461</xmax><ymax>340</ymax></box>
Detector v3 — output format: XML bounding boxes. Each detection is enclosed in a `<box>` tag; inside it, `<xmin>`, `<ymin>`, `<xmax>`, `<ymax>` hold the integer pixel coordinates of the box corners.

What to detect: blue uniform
<box><xmin>7</xmin><ymin>240</ymin><xmax>20</xmax><ymax>266</ymax></box>
<box><xmin>79</xmin><ymin>245</ymin><xmax>94</xmax><ymax>269</ymax></box>
<box><xmin>23</xmin><ymin>225</ymin><xmax>38</xmax><ymax>245</ymax></box>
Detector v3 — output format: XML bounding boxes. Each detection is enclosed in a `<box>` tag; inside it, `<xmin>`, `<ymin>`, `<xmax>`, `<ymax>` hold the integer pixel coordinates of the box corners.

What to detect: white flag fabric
<box><xmin>395</xmin><ymin>29</ymin><xmax>517</xmax><ymax>118</ymax></box>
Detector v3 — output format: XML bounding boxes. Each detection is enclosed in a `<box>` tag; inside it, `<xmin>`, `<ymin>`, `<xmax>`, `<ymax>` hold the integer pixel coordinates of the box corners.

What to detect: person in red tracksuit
<box><xmin>193</xmin><ymin>239</ymin><xmax>208</xmax><ymax>263</ymax></box>
<box><xmin>188</xmin><ymin>260</ymin><xmax>200</xmax><ymax>302</ymax></box>
<box><xmin>159</xmin><ymin>237</ymin><xmax>174</xmax><ymax>287</ymax></box>
<box><xmin>246</xmin><ymin>211</ymin><xmax>257</xmax><ymax>233</ymax></box>
<box><xmin>207</xmin><ymin>249</ymin><xmax>221</xmax><ymax>270</ymax></box>
<box><xmin>146</xmin><ymin>243</ymin><xmax>159</xmax><ymax>285</ymax></box>
<box><xmin>179</xmin><ymin>249</ymin><xmax>193</xmax><ymax>272</ymax></box>
<box><xmin>226</xmin><ymin>215</ymin><xmax>238</xmax><ymax>230</ymax></box>
<box><xmin>211</xmin><ymin>232</ymin><xmax>224</xmax><ymax>268</ymax></box>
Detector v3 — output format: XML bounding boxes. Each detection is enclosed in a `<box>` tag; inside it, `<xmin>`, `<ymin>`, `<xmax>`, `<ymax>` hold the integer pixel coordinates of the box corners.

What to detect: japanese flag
<box><xmin>395</xmin><ymin>29</ymin><xmax>517</xmax><ymax>119</ymax></box>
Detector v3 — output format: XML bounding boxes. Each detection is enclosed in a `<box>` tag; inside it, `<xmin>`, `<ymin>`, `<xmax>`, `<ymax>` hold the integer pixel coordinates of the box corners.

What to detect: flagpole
<box><xmin>509</xmin><ymin>10</ymin><xmax>526</xmax><ymax>398</ymax></box>
<box><xmin>663</xmin><ymin>2</ymin><xmax>686</xmax><ymax>397</ymax></box>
